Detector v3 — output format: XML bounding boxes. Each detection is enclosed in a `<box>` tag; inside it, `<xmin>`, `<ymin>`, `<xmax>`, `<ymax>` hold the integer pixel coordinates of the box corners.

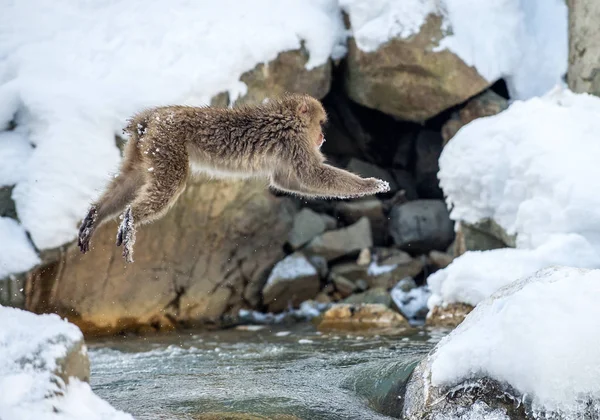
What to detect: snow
<box><xmin>265</xmin><ymin>253</ymin><xmax>318</xmax><ymax>287</ymax></box>
<box><xmin>341</xmin><ymin>0</ymin><xmax>567</xmax><ymax>99</ymax></box>
<box><xmin>0</xmin><ymin>305</ymin><xmax>132</xmax><ymax>420</ymax></box>
<box><xmin>391</xmin><ymin>283</ymin><xmax>430</xmax><ymax>320</ymax></box>
<box><xmin>0</xmin><ymin>0</ymin><xmax>346</xmax><ymax>252</ymax></box>
<box><xmin>0</xmin><ymin>217</ymin><xmax>40</xmax><ymax>279</ymax></box>
<box><xmin>430</xmin><ymin>88</ymin><xmax>600</xmax><ymax>308</ymax></box>
<box><xmin>430</xmin><ymin>266</ymin><xmax>600</xmax><ymax>418</ymax></box>
<box><xmin>367</xmin><ymin>261</ymin><xmax>397</xmax><ymax>276</ymax></box>
<box><xmin>0</xmin><ymin>131</ymin><xmax>33</xmax><ymax>186</ymax></box>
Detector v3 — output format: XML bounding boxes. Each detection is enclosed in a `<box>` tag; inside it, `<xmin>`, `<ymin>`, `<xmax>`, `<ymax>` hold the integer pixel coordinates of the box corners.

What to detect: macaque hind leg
<box><xmin>116</xmin><ymin>152</ymin><xmax>189</xmax><ymax>263</ymax></box>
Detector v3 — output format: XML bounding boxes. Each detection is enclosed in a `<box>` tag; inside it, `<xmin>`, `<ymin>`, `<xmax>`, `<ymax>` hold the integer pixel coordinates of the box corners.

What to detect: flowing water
<box><xmin>88</xmin><ymin>323</ymin><xmax>448</xmax><ymax>420</ymax></box>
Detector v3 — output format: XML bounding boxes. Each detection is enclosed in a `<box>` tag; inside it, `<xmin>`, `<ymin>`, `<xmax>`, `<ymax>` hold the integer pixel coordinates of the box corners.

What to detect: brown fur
<box><xmin>78</xmin><ymin>93</ymin><xmax>389</xmax><ymax>262</ymax></box>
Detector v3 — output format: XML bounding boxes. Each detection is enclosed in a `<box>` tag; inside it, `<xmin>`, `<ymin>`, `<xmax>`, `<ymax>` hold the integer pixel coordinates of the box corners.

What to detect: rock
<box><xmin>307</xmin><ymin>255</ymin><xmax>329</xmax><ymax>279</ymax></box>
<box><xmin>287</xmin><ymin>208</ymin><xmax>326</xmax><ymax>250</ymax></box>
<box><xmin>356</xmin><ymin>248</ymin><xmax>371</xmax><ymax>266</ymax></box>
<box><xmin>335</xmin><ymin>199</ymin><xmax>387</xmax><ymax>245</ymax></box>
<box><xmin>402</xmin><ymin>360</ymin><xmax>527</xmax><ymax>420</ymax></box>
<box><xmin>26</xmin><ymin>178</ymin><xmax>296</xmax><ymax>335</ymax></box>
<box><xmin>453</xmin><ymin>219</ymin><xmax>516</xmax><ymax>257</ymax></box>
<box><xmin>390</xmin><ymin>281</ymin><xmax>430</xmax><ymax>320</ymax></box>
<box><xmin>194</xmin><ymin>413</ymin><xmax>300</xmax><ymax>420</ymax></box>
<box><xmin>317</xmin><ymin>303</ymin><xmax>409</xmax><ymax>331</ymax></box>
<box><xmin>262</xmin><ymin>252</ymin><xmax>320</xmax><ymax>313</ymax></box>
<box><xmin>314</xmin><ymin>292</ymin><xmax>332</xmax><ymax>304</ymax></box>
<box><xmin>393</xmin><ymin>277</ymin><xmax>417</xmax><ymax>293</ymax></box>
<box><xmin>388</xmin><ymin>200</ymin><xmax>454</xmax><ymax>254</ymax></box>
<box><xmin>442</xmin><ymin>90</ymin><xmax>509</xmax><ymax>145</ymax></box>
<box><xmin>343</xmin><ymin>15</ymin><xmax>490</xmax><ymax>122</ymax></box>
<box><xmin>414</xmin><ymin>130</ymin><xmax>444</xmax><ymax>199</ymax></box>
<box><xmin>425</xmin><ymin>303</ymin><xmax>473</xmax><ymax>328</ymax></box>
<box><xmin>428</xmin><ymin>250</ymin><xmax>453</xmax><ymax>269</ymax></box>
<box><xmin>345</xmin><ymin>158</ymin><xmax>397</xmax><ymax>192</ymax></box>
<box><xmin>355</xmin><ymin>279</ymin><xmax>368</xmax><ymax>292</ymax></box>
<box><xmin>331</xmin><ymin>274</ymin><xmax>357</xmax><ymax>298</ymax></box>
<box><xmin>0</xmin><ymin>274</ymin><xmax>26</xmax><ymax>308</ymax></box>
<box><xmin>343</xmin><ymin>287</ymin><xmax>392</xmax><ymax>307</ymax></box>
<box><xmin>304</xmin><ymin>217</ymin><xmax>373</xmax><ymax>262</ymax></box>
<box><xmin>330</xmin><ymin>249</ymin><xmax>424</xmax><ymax>290</ymax></box>
<box><xmin>319</xmin><ymin>213</ymin><xmax>338</xmax><ymax>231</ymax></box>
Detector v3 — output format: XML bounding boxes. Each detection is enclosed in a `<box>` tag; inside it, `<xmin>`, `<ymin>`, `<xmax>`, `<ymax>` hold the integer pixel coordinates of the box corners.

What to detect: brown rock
<box><xmin>344</xmin><ymin>15</ymin><xmax>490</xmax><ymax>122</ymax></box>
<box><xmin>262</xmin><ymin>252</ymin><xmax>320</xmax><ymax>313</ymax></box>
<box><xmin>318</xmin><ymin>303</ymin><xmax>409</xmax><ymax>331</ymax></box>
<box><xmin>428</xmin><ymin>250</ymin><xmax>453</xmax><ymax>269</ymax></box>
<box><xmin>26</xmin><ymin>179</ymin><xmax>295</xmax><ymax>335</ymax></box>
<box><xmin>453</xmin><ymin>219</ymin><xmax>516</xmax><ymax>257</ymax></box>
<box><xmin>425</xmin><ymin>302</ymin><xmax>473</xmax><ymax>328</ymax></box>
<box><xmin>331</xmin><ymin>274</ymin><xmax>357</xmax><ymax>298</ymax></box>
<box><xmin>442</xmin><ymin>90</ymin><xmax>509</xmax><ymax>145</ymax></box>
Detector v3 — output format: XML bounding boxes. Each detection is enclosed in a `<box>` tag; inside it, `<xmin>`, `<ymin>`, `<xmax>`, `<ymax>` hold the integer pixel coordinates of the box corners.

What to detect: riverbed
<box><xmin>88</xmin><ymin>324</ymin><xmax>447</xmax><ymax>419</ymax></box>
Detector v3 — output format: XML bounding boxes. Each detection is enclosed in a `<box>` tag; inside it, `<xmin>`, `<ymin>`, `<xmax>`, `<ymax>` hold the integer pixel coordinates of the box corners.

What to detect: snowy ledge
<box><xmin>0</xmin><ymin>306</ymin><xmax>132</xmax><ymax>420</ymax></box>
<box><xmin>406</xmin><ymin>267</ymin><xmax>600</xmax><ymax>419</ymax></box>
<box><xmin>428</xmin><ymin>87</ymin><xmax>600</xmax><ymax>309</ymax></box>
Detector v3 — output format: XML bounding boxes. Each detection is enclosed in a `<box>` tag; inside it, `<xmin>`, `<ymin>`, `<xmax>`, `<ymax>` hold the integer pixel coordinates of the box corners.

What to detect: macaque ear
<box><xmin>297</xmin><ymin>101</ymin><xmax>309</xmax><ymax>115</ymax></box>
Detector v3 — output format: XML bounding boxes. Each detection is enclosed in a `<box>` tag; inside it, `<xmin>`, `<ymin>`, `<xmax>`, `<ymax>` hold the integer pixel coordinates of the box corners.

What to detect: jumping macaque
<box><xmin>78</xmin><ymin>93</ymin><xmax>390</xmax><ymax>262</ymax></box>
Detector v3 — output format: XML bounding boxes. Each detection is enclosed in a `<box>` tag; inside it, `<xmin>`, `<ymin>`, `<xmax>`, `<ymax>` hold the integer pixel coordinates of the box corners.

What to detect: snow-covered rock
<box><xmin>429</xmin><ymin>87</ymin><xmax>600</xmax><ymax>309</ymax></box>
<box><xmin>0</xmin><ymin>306</ymin><xmax>132</xmax><ymax>420</ymax></box>
<box><xmin>404</xmin><ymin>267</ymin><xmax>600</xmax><ymax>419</ymax></box>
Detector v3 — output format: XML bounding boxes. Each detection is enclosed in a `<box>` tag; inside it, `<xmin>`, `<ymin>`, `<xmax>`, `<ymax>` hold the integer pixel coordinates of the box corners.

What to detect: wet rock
<box><xmin>336</xmin><ymin>199</ymin><xmax>387</xmax><ymax>245</ymax></box>
<box><xmin>304</xmin><ymin>217</ymin><xmax>373</xmax><ymax>262</ymax></box>
<box><xmin>442</xmin><ymin>90</ymin><xmax>509</xmax><ymax>145</ymax></box>
<box><xmin>318</xmin><ymin>303</ymin><xmax>409</xmax><ymax>331</ymax></box>
<box><xmin>414</xmin><ymin>130</ymin><xmax>444</xmax><ymax>199</ymax></box>
<box><xmin>0</xmin><ymin>186</ymin><xmax>17</xmax><ymax>220</ymax></box>
<box><xmin>402</xmin><ymin>361</ymin><xmax>526</xmax><ymax>420</ymax></box>
<box><xmin>287</xmin><ymin>208</ymin><xmax>326</xmax><ymax>250</ymax></box>
<box><xmin>345</xmin><ymin>158</ymin><xmax>397</xmax><ymax>192</ymax></box>
<box><xmin>389</xmin><ymin>200</ymin><xmax>454</xmax><ymax>254</ymax></box>
<box><xmin>425</xmin><ymin>303</ymin><xmax>473</xmax><ymax>328</ymax></box>
<box><xmin>453</xmin><ymin>219</ymin><xmax>516</xmax><ymax>257</ymax></box>
<box><xmin>343</xmin><ymin>15</ymin><xmax>489</xmax><ymax>122</ymax></box>
<box><xmin>262</xmin><ymin>253</ymin><xmax>320</xmax><ymax>313</ymax></box>
<box><xmin>342</xmin><ymin>287</ymin><xmax>392</xmax><ymax>307</ymax></box>
<box><xmin>428</xmin><ymin>250</ymin><xmax>453</xmax><ymax>269</ymax></box>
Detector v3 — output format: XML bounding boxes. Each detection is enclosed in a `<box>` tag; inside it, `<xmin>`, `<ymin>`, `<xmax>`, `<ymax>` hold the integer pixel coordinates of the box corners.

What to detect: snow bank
<box><xmin>0</xmin><ymin>218</ymin><xmax>40</xmax><ymax>279</ymax></box>
<box><xmin>341</xmin><ymin>0</ymin><xmax>567</xmax><ymax>99</ymax></box>
<box><xmin>430</xmin><ymin>87</ymin><xmax>600</xmax><ymax>308</ymax></box>
<box><xmin>430</xmin><ymin>266</ymin><xmax>600</xmax><ymax>418</ymax></box>
<box><xmin>0</xmin><ymin>306</ymin><xmax>132</xmax><ymax>420</ymax></box>
<box><xmin>0</xmin><ymin>0</ymin><xmax>346</xmax><ymax>255</ymax></box>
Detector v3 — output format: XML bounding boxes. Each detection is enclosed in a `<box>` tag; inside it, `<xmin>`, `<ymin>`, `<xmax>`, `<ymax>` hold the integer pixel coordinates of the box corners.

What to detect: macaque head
<box><xmin>288</xmin><ymin>94</ymin><xmax>328</xmax><ymax>149</ymax></box>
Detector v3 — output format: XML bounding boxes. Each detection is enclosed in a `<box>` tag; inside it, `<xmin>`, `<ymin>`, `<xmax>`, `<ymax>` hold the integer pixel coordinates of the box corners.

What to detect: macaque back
<box><xmin>78</xmin><ymin>93</ymin><xmax>390</xmax><ymax>262</ymax></box>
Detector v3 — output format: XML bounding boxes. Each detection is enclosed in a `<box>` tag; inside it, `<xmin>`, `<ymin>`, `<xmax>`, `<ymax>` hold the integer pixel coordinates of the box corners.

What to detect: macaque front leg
<box><xmin>293</xmin><ymin>161</ymin><xmax>390</xmax><ymax>199</ymax></box>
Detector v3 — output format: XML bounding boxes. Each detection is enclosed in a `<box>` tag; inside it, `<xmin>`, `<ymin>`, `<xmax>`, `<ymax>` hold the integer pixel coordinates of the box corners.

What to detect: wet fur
<box><xmin>78</xmin><ymin>93</ymin><xmax>389</xmax><ymax>262</ymax></box>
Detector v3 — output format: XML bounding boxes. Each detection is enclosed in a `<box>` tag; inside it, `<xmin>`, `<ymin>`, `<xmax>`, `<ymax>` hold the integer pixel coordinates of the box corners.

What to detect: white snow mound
<box><xmin>0</xmin><ymin>305</ymin><xmax>132</xmax><ymax>420</ymax></box>
<box><xmin>430</xmin><ymin>266</ymin><xmax>600</xmax><ymax>418</ymax></box>
<box><xmin>341</xmin><ymin>0</ymin><xmax>567</xmax><ymax>99</ymax></box>
<box><xmin>429</xmin><ymin>87</ymin><xmax>600</xmax><ymax>308</ymax></box>
<box><xmin>0</xmin><ymin>0</ymin><xmax>346</xmax><ymax>253</ymax></box>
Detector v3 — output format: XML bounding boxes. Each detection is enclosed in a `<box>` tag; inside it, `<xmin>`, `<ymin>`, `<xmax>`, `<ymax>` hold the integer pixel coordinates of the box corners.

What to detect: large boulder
<box><xmin>389</xmin><ymin>200</ymin><xmax>455</xmax><ymax>254</ymax></box>
<box><xmin>26</xmin><ymin>178</ymin><xmax>295</xmax><ymax>335</ymax></box>
<box><xmin>262</xmin><ymin>252</ymin><xmax>320</xmax><ymax>313</ymax></box>
<box><xmin>343</xmin><ymin>15</ymin><xmax>490</xmax><ymax>122</ymax></box>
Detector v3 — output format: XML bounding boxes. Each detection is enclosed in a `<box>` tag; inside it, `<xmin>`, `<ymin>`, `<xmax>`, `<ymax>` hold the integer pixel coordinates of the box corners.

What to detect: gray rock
<box><xmin>318</xmin><ymin>303</ymin><xmax>409</xmax><ymax>331</ymax></box>
<box><xmin>389</xmin><ymin>200</ymin><xmax>455</xmax><ymax>254</ymax></box>
<box><xmin>343</xmin><ymin>288</ymin><xmax>392</xmax><ymax>307</ymax></box>
<box><xmin>307</xmin><ymin>255</ymin><xmax>329</xmax><ymax>279</ymax></box>
<box><xmin>304</xmin><ymin>217</ymin><xmax>373</xmax><ymax>261</ymax></box>
<box><xmin>336</xmin><ymin>199</ymin><xmax>387</xmax><ymax>245</ymax></box>
<box><xmin>288</xmin><ymin>208</ymin><xmax>327</xmax><ymax>250</ymax></box>
<box><xmin>428</xmin><ymin>250</ymin><xmax>453</xmax><ymax>269</ymax></box>
<box><xmin>390</xmin><ymin>170</ymin><xmax>419</xmax><ymax>201</ymax></box>
<box><xmin>262</xmin><ymin>252</ymin><xmax>320</xmax><ymax>313</ymax></box>
<box><xmin>0</xmin><ymin>186</ymin><xmax>17</xmax><ymax>220</ymax></box>
<box><xmin>331</xmin><ymin>274</ymin><xmax>357</xmax><ymax>298</ymax></box>
<box><xmin>454</xmin><ymin>219</ymin><xmax>516</xmax><ymax>257</ymax></box>
<box><xmin>346</xmin><ymin>159</ymin><xmax>397</xmax><ymax>192</ymax></box>
<box><xmin>319</xmin><ymin>213</ymin><xmax>338</xmax><ymax>231</ymax></box>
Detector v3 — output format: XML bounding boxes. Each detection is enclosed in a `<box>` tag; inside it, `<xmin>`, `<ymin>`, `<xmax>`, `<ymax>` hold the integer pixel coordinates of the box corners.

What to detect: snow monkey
<box><xmin>77</xmin><ymin>93</ymin><xmax>390</xmax><ymax>262</ymax></box>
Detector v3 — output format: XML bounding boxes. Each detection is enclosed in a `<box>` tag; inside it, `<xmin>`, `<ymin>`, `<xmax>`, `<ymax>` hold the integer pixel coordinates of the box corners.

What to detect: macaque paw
<box><xmin>78</xmin><ymin>206</ymin><xmax>97</xmax><ymax>254</ymax></box>
<box><xmin>116</xmin><ymin>206</ymin><xmax>136</xmax><ymax>263</ymax></box>
<box><xmin>362</xmin><ymin>178</ymin><xmax>390</xmax><ymax>196</ymax></box>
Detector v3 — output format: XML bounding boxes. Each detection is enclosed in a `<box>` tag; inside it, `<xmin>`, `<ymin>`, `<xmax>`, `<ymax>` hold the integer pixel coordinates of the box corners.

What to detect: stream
<box><xmin>88</xmin><ymin>323</ymin><xmax>448</xmax><ymax>420</ymax></box>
